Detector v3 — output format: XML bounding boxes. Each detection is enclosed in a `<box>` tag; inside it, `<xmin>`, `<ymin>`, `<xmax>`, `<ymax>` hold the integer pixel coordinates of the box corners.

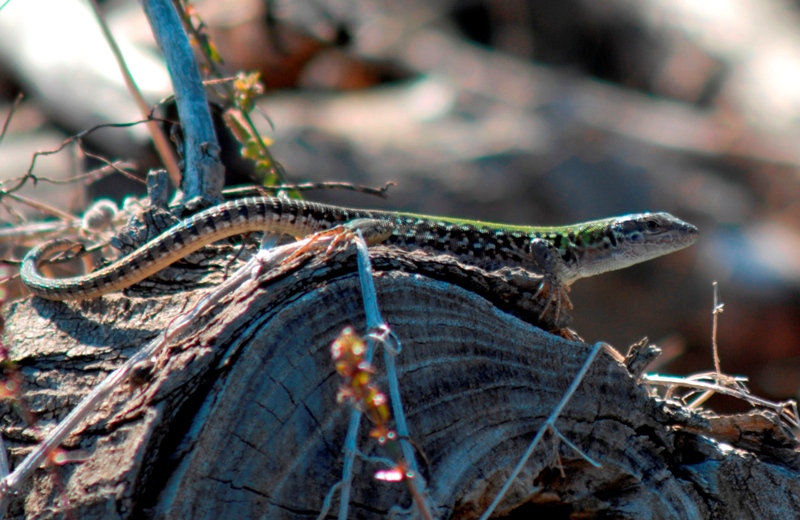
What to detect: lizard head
<box><xmin>551</xmin><ymin>213</ymin><xmax>698</xmax><ymax>285</ymax></box>
<box><xmin>609</xmin><ymin>211</ymin><xmax>699</xmax><ymax>268</ymax></box>
<box><xmin>559</xmin><ymin>211</ymin><xmax>699</xmax><ymax>284</ymax></box>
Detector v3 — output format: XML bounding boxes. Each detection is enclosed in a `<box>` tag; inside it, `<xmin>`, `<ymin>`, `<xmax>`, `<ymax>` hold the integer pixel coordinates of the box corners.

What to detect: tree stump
<box><xmin>3</xmin><ymin>247</ymin><xmax>799</xmax><ymax>519</ymax></box>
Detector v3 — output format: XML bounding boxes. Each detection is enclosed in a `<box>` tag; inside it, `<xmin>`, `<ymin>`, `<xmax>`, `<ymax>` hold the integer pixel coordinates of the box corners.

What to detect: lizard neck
<box><xmin>534</xmin><ymin>218</ymin><xmax>620</xmax><ymax>285</ymax></box>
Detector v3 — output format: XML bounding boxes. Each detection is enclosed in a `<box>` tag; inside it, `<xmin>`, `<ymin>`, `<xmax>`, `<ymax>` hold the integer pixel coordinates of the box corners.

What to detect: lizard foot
<box><xmin>282</xmin><ymin>219</ymin><xmax>395</xmax><ymax>264</ymax></box>
<box><xmin>525</xmin><ymin>237</ymin><xmax>573</xmax><ymax>325</ymax></box>
<box><xmin>532</xmin><ymin>275</ymin><xmax>573</xmax><ymax>325</ymax></box>
<box><xmin>552</xmin><ymin>327</ymin><xmax>583</xmax><ymax>341</ymax></box>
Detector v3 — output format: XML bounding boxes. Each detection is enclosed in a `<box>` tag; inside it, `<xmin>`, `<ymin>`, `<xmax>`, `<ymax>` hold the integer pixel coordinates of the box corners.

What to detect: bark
<box><xmin>2</xmin><ymin>247</ymin><xmax>799</xmax><ymax>519</ymax></box>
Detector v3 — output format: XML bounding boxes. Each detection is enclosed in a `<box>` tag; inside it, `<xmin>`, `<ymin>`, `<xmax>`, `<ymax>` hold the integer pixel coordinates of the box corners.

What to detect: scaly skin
<box><xmin>20</xmin><ymin>197</ymin><xmax>699</xmax><ymax>307</ymax></box>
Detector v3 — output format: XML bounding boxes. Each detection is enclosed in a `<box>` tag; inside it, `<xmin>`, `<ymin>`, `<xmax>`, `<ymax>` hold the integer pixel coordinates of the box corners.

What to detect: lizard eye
<box><xmin>645</xmin><ymin>219</ymin><xmax>661</xmax><ymax>231</ymax></box>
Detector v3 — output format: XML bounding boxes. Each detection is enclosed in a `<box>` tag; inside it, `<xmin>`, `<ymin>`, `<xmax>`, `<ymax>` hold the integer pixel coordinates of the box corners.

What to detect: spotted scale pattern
<box><xmin>21</xmin><ymin>197</ymin><xmax>698</xmax><ymax>300</ymax></box>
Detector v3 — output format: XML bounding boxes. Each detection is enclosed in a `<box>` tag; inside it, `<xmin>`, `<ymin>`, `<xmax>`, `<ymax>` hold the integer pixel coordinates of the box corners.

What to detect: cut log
<box><xmin>2</xmin><ymin>248</ymin><xmax>799</xmax><ymax>519</ymax></box>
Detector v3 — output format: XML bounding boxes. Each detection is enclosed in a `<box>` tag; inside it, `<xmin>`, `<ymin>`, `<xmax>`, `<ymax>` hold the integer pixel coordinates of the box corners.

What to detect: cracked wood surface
<box><xmin>2</xmin><ymin>247</ymin><xmax>800</xmax><ymax>519</ymax></box>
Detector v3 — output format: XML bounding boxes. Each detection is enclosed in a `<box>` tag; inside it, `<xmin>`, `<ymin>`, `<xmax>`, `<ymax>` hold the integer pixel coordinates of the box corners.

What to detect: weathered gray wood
<box><xmin>2</xmin><ymin>248</ymin><xmax>799</xmax><ymax>519</ymax></box>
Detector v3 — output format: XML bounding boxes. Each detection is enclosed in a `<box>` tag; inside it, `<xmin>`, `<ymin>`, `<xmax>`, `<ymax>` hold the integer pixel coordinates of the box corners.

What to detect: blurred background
<box><xmin>1</xmin><ymin>0</ymin><xmax>799</xmax><ymax>411</ymax></box>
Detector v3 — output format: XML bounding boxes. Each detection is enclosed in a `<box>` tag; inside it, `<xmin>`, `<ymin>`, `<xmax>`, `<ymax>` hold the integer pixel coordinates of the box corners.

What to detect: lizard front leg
<box><xmin>282</xmin><ymin>218</ymin><xmax>396</xmax><ymax>263</ymax></box>
<box><xmin>527</xmin><ymin>238</ymin><xmax>573</xmax><ymax>324</ymax></box>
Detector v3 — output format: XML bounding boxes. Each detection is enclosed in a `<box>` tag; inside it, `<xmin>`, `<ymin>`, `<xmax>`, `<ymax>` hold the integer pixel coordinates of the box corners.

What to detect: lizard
<box><xmin>20</xmin><ymin>196</ymin><xmax>699</xmax><ymax>321</ymax></box>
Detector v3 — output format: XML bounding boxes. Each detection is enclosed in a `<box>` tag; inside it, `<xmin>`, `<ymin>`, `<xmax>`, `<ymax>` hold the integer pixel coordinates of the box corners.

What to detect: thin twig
<box><xmin>334</xmin><ymin>230</ymin><xmax>432</xmax><ymax>520</ymax></box>
<box><xmin>170</xmin><ymin>2</ymin><xmax>288</xmax><ymax>187</ymax></box>
<box><xmin>317</xmin><ymin>480</ymin><xmax>342</xmax><ymax>519</ymax></box>
<box><xmin>644</xmin><ymin>374</ymin><xmax>800</xmax><ymax>430</ymax></box>
<box><xmin>552</xmin><ymin>429</ymin><xmax>601</xmax><ymax>468</ymax></box>
<box><xmin>222</xmin><ymin>181</ymin><xmax>397</xmax><ymax>200</ymax></box>
<box><xmin>0</xmin><ymin>220</ymin><xmax>77</xmax><ymax>242</ymax></box>
<box><xmin>143</xmin><ymin>0</ymin><xmax>224</xmax><ymax>201</ymax></box>
<box><xmin>356</xmin><ymin>230</ymin><xmax>431</xmax><ymax>518</ymax></box>
<box><xmin>1</xmin><ymin>192</ymin><xmax>77</xmax><ymax>222</ymax></box>
<box><xmin>80</xmin><ymin>151</ymin><xmax>143</xmax><ymax>185</ymax></box>
<box><xmin>711</xmin><ymin>282</ymin><xmax>724</xmax><ymax>377</ymax></box>
<box><xmin>480</xmin><ymin>341</ymin><xmax>605</xmax><ymax>520</ymax></box>
<box><xmin>0</xmin><ymin>93</ymin><xmax>23</xmax><ymax>148</ymax></box>
<box><xmin>0</xmin><ymin>119</ymin><xmax>155</xmax><ymax>196</ymax></box>
<box><xmin>87</xmin><ymin>0</ymin><xmax>181</xmax><ymax>186</ymax></box>
<box><xmin>2</xmin><ymin>162</ymin><xmax>135</xmax><ymax>192</ymax></box>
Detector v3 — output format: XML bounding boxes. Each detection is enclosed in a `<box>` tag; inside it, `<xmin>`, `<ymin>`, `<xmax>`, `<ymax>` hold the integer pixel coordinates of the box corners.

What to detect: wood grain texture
<box><xmin>2</xmin><ymin>247</ymin><xmax>799</xmax><ymax>519</ymax></box>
